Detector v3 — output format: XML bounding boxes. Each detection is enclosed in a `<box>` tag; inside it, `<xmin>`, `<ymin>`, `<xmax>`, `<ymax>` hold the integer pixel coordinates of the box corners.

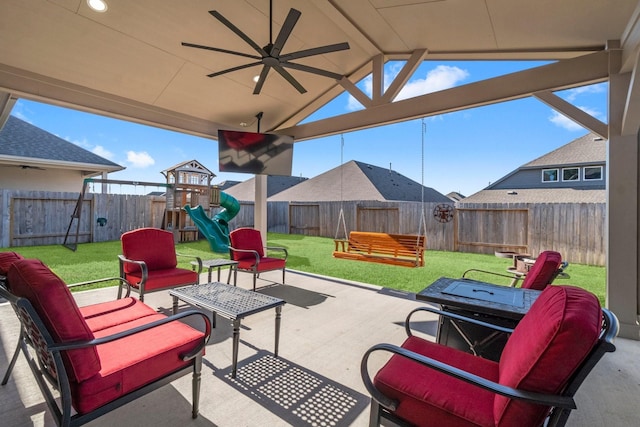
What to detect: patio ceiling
<box><xmin>1</xmin><ymin>0</ymin><xmax>639</xmax><ymax>141</ymax></box>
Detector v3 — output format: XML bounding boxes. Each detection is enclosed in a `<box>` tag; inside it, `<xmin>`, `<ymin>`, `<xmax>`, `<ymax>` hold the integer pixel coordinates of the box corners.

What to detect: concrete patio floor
<box><xmin>1</xmin><ymin>269</ymin><xmax>639</xmax><ymax>426</ymax></box>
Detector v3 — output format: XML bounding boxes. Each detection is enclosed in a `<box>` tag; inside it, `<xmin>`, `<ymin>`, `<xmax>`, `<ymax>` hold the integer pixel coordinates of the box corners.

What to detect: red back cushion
<box><xmin>121</xmin><ymin>228</ymin><xmax>178</xmax><ymax>274</ymax></box>
<box><xmin>0</xmin><ymin>251</ymin><xmax>24</xmax><ymax>277</ymax></box>
<box><xmin>7</xmin><ymin>259</ymin><xmax>100</xmax><ymax>382</ymax></box>
<box><xmin>230</xmin><ymin>228</ymin><xmax>264</xmax><ymax>260</ymax></box>
<box><xmin>495</xmin><ymin>285</ymin><xmax>601</xmax><ymax>426</ymax></box>
<box><xmin>521</xmin><ymin>251</ymin><xmax>562</xmax><ymax>290</ymax></box>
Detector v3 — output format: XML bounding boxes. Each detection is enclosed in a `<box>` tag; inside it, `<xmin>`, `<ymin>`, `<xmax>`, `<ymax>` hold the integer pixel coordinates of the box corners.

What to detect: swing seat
<box><xmin>333</xmin><ymin>232</ymin><xmax>426</xmax><ymax>267</ymax></box>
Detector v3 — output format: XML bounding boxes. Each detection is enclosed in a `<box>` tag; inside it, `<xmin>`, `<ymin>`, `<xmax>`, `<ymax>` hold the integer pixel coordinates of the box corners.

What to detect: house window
<box><xmin>542</xmin><ymin>168</ymin><xmax>559</xmax><ymax>182</ymax></box>
<box><xmin>562</xmin><ymin>167</ymin><xmax>579</xmax><ymax>181</ymax></box>
<box><xmin>584</xmin><ymin>166</ymin><xmax>603</xmax><ymax>181</ymax></box>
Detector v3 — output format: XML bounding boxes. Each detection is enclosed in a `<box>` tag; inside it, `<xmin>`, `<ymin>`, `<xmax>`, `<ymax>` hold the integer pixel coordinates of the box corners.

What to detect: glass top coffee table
<box><xmin>170</xmin><ymin>281</ymin><xmax>285</xmax><ymax>378</ymax></box>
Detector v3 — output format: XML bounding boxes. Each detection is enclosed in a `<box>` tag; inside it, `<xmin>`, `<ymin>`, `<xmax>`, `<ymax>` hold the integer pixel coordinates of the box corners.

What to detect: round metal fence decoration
<box><xmin>433</xmin><ymin>204</ymin><xmax>455</xmax><ymax>223</ymax></box>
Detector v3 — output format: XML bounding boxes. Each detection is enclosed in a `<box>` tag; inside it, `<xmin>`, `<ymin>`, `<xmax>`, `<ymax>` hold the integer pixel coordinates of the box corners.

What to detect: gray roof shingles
<box><xmin>0</xmin><ymin>116</ymin><xmax>122</xmax><ymax>168</ymax></box>
<box><xmin>269</xmin><ymin>160</ymin><xmax>450</xmax><ymax>202</ymax></box>
<box><xmin>461</xmin><ymin>188</ymin><xmax>605</xmax><ymax>204</ymax></box>
<box><xmin>522</xmin><ymin>133</ymin><xmax>605</xmax><ymax>168</ymax></box>
<box><xmin>223</xmin><ymin>175</ymin><xmax>308</xmax><ymax>201</ymax></box>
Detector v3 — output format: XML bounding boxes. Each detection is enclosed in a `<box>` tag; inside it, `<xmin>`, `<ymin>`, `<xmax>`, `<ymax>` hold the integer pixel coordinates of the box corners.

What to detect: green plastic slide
<box><xmin>183</xmin><ymin>191</ymin><xmax>240</xmax><ymax>253</ymax></box>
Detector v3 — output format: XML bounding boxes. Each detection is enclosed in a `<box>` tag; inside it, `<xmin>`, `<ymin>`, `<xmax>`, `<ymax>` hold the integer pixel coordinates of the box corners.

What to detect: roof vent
<box><xmin>593</xmin><ymin>137</ymin><xmax>604</xmax><ymax>141</ymax></box>
<box><xmin>507</xmin><ymin>190</ymin><xmax>518</xmax><ymax>195</ymax></box>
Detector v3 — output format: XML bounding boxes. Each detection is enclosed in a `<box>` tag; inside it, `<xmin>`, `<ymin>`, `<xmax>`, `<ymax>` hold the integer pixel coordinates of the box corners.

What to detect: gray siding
<box><xmin>491</xmin><ymin>167</ymin><xmax>606</xmax><ymax>190</ymax></box>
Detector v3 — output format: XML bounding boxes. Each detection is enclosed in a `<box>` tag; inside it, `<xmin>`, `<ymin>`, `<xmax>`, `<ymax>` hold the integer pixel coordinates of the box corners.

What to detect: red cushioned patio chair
<box><xmin>1</xmin><ymin>258</ymin><xmax>211</xmax><ymax>427</ymax></box>
<box><xmin>361</xmin><ymin>285</ymin><xmax>618</xmax><ymax>427</ymax></box>
<box><xmin>463</xmin><ymin>250</ymin><xmax>566</xmax><ymax>290</ymax></box>
<box><xmin>0</xmin><ymin>251</ymin><xmax>24</xmax><ymax>287</ymax></box>
<box><xmin>119</xmin><ymin>227</ymin><xmax>202</xmax><ymax>312</ymax></box>
<box><xmin>229</xmin><ymin>227</ymin><xmax>288</xmax><ymax>291</ymax></box>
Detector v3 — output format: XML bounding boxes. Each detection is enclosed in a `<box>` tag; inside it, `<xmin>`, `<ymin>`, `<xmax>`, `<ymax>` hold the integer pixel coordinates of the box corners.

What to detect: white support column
<box><xmin>254</xmin><ymin>174</ymin><xmax>268</xmax><ymax>244</ymax></box>
<box><xmin>607</xmin><ymin>46</ymin><xmax>640</xmax><ymax>339</ymax></box>
<box><xmin>606</xmin><ymin>132</ymin><xmax>640</xmax><ymax>339</ymax></box>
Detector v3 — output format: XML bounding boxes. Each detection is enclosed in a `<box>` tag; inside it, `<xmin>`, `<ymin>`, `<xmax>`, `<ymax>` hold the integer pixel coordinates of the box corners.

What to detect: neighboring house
<box><xmin>462</xmin><ymin>133</ymin><xmax>606</xmax><ymax>204</ymax></box>
<box><xmin>269</xmin><ymin>160</ymin><xmax>450</xmax><ymax>202</ymax></box>
<box><xmin>447</xmin><ymin>191</ymin><xmax>466</xmax><ymax>202</ymax></box>
<box><xmin>0</xmin><ymin>116</ymin><xmax>124</xmax><ymax>191</ymax></box>
<box><xmin>216</xmin><ymin>180</ymin><xmax>242</xmax><ymax>191</ymax></box>
<box><xmin>224</xmin><ymin>175</ymin><xmax>308</xmax><ymax>201</ymax></box>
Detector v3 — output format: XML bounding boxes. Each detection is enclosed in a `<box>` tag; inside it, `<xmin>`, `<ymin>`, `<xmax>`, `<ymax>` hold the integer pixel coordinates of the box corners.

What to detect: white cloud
<box><xmin>549</xmin><ymin>106</ymin><xmax>602</xmax><ymax>131</ymax></box>
<box><xmin>92</xmin><ymin>145</ymin><xmax>115</xmax><ymax>160</ymax></box>
<box><xmin>346</xmin><ymin>64</ymin><xmax>469</xmax><ymax>110</ymax></box>
<box><xmin>564</xmin><ymin>83</ymin><xmax>606</xmax><ymax>102</ymax></box>
<box><xmin>12</xmin><ymin>111</ymin><xmax>31</xmax><ymax>123</ymax></box>
<box><xmin>396</xmin><ymin>65</ymin><xmax>469</xmax><ymax>101</ymax></box>
<box><xmin>126</xmin><ymin>151</ymin><xmax>155</xmax><ymax>168</ymax></box>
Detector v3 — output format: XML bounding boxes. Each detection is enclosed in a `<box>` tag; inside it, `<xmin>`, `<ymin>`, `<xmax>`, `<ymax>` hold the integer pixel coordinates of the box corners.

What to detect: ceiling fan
<box><xmin>182</xmin><ymin>0</ymin><xmax>350</xmax><ymax>95</ymax></box>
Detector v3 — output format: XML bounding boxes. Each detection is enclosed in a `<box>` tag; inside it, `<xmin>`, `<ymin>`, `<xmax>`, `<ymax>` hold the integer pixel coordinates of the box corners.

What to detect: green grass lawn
<box><xmin>4</xmin><ymin>232</ymin><xmax>606</xmax><ymax>303</ymax></box>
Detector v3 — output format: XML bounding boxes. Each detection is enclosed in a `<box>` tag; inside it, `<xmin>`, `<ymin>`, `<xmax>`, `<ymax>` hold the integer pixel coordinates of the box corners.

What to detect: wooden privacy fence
<box><xmin>0</xmin><ymin>190</ymin><xmax>605</xmax><ymax>265</ymax></box>
<box><xmin>285</xmin><ymin>201</ymin><xmax>455</xmax><ymax>251</ymax></box>
<box><xmin>456</xmin><ymin>203</ymin><xmax>606</xmax><ymax>266</ymax></box>
<box><xmin>0</xmin><ymin>190</ymin><xmax>165</xmax><ymax>248</ymax></box>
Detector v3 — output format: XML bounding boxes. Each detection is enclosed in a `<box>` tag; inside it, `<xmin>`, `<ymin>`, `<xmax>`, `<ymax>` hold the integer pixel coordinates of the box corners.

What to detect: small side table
<box><xmin>192</xmin><ymin>259</ymin><xmax>238</xmax><ymax>285</ymax></box>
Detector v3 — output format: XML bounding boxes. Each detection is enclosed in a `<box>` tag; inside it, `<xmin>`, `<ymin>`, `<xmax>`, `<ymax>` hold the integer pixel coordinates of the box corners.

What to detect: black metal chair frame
<box><xmin>1</xmin><ymin>279</ymin><xmax>211</xmax><ymax>427</ymax></box>
<box><xmin>361</xmin><ymin>305</ymin><xmax>618</xmax><ymax>427</ymax></box>
<box><xmin>463</xmin><ymin>261</ymin><xmax>570</xmax><ymax>287</ymax></box>
<box><xmin>118</xmin><ymin>251</ymin><xmax>203</xmax><ymax>313</ymax></box>
<box><xmin>228</xmin><ymin>245</ymin><xmax>288</xmax><ymax>291</ymax></box>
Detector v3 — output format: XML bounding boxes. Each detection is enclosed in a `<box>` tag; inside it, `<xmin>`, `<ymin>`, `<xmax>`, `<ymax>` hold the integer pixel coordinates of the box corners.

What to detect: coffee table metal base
<box><xmin>170</xmin><ymin>282</ymin><xmax>285</xmax><ymax>378</ymax></box>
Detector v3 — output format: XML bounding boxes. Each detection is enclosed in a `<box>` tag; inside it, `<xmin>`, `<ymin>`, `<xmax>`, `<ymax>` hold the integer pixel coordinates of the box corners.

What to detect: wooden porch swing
<box><xmin>332</xmin><ymin>123</ymin><xmax>428</xmax><ymax>267</ymax></box>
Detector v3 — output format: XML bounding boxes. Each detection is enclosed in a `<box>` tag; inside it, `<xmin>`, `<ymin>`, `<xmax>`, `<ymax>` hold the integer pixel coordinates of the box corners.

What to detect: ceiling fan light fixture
<box><xmin>182</xmin><ymin>1</ymin><xmax>350</xmax><ymax>95</ymax></box>
<box><xmin>253</xmin><ymin>75</ymin><xmax>260</xmax><ymax>83</ymax></box>
<box><xmin>87</xmin><ymin>0</ymin><xmax>108</xmax><ymax>13</ymax></box>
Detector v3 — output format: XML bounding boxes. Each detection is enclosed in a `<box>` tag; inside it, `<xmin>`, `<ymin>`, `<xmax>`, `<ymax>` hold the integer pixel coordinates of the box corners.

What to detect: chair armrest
<box><xmin>361</xmin><ymin>343</ymin><xmax>577</xmax><ymax>412</ymax></box>
<box><xmin>118</xmin><ymin>254</ymin><xmax>148</xmax><ymax>283</ymax></box>
<box><xmin>265</xmin><ymin>246</ymin><xmax>288</xmax><ymax>260</ymax></box>
<box><xmin>228</xmin><ymin>247</ymin><xmax>261</xmax><ymax>266</ymax></box>
<box><xmin>50</xmin><ymin>310</ymin><xmax>212</xmax><ymax>361</ymax></box>
<box><xmin>176</xmin><ymin>252</ymin><xmax>202</xmax><ymax>274</ymax></box>
<box><xmin>67</xmin><ymin>277</ymin><xmax>132</xmax><ymax>298</ymax></box>
<box><xmin>405</xmin><ymin>306</ymin><xmax>515</xmax><ymax>337</ymax></box>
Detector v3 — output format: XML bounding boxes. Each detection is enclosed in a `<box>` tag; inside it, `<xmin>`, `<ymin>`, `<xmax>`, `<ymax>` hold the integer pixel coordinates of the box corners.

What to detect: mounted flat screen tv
<box><xmin>218</xmin><ymin>130</ymin><xmax>294</xmax><ymax>176</ymax></box>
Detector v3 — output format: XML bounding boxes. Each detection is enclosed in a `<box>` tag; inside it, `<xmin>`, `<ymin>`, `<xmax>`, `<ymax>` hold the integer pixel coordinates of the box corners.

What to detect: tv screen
<box><xmin>218</xmin><ymin>130</ymin><xmax>294</xmax><ymax>176</ymax></box>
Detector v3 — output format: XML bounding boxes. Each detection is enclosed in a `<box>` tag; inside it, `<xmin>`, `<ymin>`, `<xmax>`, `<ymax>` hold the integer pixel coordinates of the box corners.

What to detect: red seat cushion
<box><xmin>495</xmin><ymin>285</ymin><xmax>601</xmax><ymax>426</ymax></box>
<box><xmin>124</xmin><ymin>268</ymin><xmax>198</xmax><ymax>291</ymax></box>
<box><xmin>7</xmin><ymin>259</ymin><xmax>101</xmax><ymax>382</ymax></box>
<box><xmin>70</xmin><ymin>313</ymin><xmax>205</xmax><ymax>414</ymax></box>
<box><xmin>521</xmin><ymin>251</ymin><xmax>562</xmax><ymax>290</ymax></box>
<box><xmin>79</xmin><ymin>297</ymin><xmax>158</xmax><ymax>332</ymax></box>
<box><xmin>121</xmin><ymin>228</ymin><xmax>178</xmax><ymax>274</ymax></box>
<box><xmin>237</xmin><ymin>257</ymin><xmax>286</xmax><ymax>272</ymax></box>
<box><xmin>374</xmin><ymin>336</ymin><xmax>498</xmax><ymax>427</ymax></box>
<box><xmin>230</xmin><ymin>228</ymin><xmax>265</xmax><ymax>261</ymax></box>
<box><xmin>0</xmin><ymin>251</ymin><xmax>24</xmax><ymax>277</ymax></box>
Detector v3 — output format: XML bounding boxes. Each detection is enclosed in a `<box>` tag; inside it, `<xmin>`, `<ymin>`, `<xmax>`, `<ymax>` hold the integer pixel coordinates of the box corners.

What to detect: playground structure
<box><xmin>162</xmin><ymin>160</ymin><xmax>219</xmax><ymax>243</ymax></box>
<box><xmin>183</xmin><ymin>191</ymin><xmax>240</xmax><ymax>253</ymax></box>
<box><xmin>63</xmin><ymin>160</ymin><xmax>238</xmax><ymax>251</ymax></box>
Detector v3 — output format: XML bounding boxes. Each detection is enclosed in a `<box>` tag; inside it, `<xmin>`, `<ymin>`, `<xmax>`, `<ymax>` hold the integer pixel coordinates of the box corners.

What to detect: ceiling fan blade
<box><xmin>207</xmin><ymin>61</ymin><xmax>263</xmax><ymax>78</ymax></box>
<box><xmin>253</xmin><ymin>65</ymin><xmax>271</xmax><ymax>95</ymax></box>
<box><xmin>272</xmin><ymin>64</ymin><xmax>307</xmax><ymax>94</ymax></box>
<box><xmin>281</xmin><ymin>62</ymin><xmax>344</xmax><ymax>80</ymax></box>
<box><xmin>209</xmin><ymin>10</ymin><xmax>269</xmax><ymax>57</ymax></box>
<box><xmin>270</xmin><ymin>8</ymin><xmax>301</xmax><ymax>57</ymax></box>
<box><xmin>182</xmin><ymin>42</ymin><xmax>262</xmax><ymax>60</ymax></box>
<box><xmin>280</xmin><ymin>42</ymin><xmax>350</xmax><ymax>61</ymax></box>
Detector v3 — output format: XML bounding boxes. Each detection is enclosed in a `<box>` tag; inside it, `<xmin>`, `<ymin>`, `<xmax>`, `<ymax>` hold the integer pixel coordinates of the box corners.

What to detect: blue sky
<box><xmin>10</xmin><ymin>60</ymin><xmax>607</xmax><ymax>196</ymax></box>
